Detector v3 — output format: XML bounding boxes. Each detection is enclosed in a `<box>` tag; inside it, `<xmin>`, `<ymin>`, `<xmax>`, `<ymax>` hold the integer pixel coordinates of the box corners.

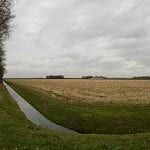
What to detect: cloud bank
<box><xmin>5</xmin><ymin>0</ymin><xmax>150</xmax><ymax>77</ymax></box>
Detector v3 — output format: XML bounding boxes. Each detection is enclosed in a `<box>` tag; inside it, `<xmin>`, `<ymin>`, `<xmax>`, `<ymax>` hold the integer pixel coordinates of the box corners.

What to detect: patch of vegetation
<box><xmin>6</xmin><ymin>80</ymin><xmax>150</xmax><ymax>135</ymax></box>
<box><xmin>1</xmin><ymin>83</ymin><xmax>150</xmax><ymax>149</ymax></box>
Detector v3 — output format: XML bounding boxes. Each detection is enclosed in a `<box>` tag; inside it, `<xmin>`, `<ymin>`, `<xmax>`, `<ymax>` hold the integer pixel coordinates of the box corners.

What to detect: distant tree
<box><xmin>0</xmin><ymin>0</ymin><xmax>13</xmax><ymax>83</ymax></box>
<box><xmin>46</xmin><ymin>75</ymin><xmax>64</xmax><ymax>79</ymax></box>
<box><xmin>81</xmin><ymin>76</ymin><xmax>93</xmax><ymax>79</ymax></box>
<box><xmin>132</xmin><ymin>76</ymin><xmax>150</xmax><ymax>80</ymax></box>
<box><xmin>0</xmin><ymin>48</ymin><xmax>5</xmax><ymax>83</ymax></box>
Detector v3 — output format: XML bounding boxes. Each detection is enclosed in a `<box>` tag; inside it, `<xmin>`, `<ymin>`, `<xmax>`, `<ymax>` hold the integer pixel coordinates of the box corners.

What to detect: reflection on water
<box><xmin>4</xmin><ymin>82</ymin><xmax>77</xmax><ymax>134</ymax></box>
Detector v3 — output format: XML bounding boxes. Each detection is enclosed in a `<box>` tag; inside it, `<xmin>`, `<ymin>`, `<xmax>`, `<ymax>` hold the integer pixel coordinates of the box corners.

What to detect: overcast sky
<box><xmin>5</xmin><ymin>0</ymin><xmax>150</xmax><ymax>78</ymax></box>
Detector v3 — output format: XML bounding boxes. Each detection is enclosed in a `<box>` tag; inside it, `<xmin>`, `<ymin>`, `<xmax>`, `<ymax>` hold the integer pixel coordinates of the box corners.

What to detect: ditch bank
<box><xmin>3</xmin><ymin>82</ymin><xmax>78</xmax><ymax>134</ymax></box>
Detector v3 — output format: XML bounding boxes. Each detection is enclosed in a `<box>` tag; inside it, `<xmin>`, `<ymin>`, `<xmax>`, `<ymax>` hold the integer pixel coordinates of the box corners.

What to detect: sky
<box><xmin>5</xmin><ymin>0</ymin><xmax>150</xmax><ymax>78</ymax></box>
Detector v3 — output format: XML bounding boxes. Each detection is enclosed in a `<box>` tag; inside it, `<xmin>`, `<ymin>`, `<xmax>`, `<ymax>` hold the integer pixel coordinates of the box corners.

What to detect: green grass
<box><xmin>1</xmin><ymin>82</ymin><xmax>150</xmax><ymax>149</ymax></box>
<box><xmin>6</xmin><ymin>80</ymin><xmax>150</xmax><ymax>135</ymax></box>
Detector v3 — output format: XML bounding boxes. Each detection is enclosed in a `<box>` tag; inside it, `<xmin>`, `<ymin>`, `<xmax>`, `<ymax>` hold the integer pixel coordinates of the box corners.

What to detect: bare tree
<box><xmin>0</xmin><ymin>0</ymin><xmax>13</xmax><ymax>83</ymax></box>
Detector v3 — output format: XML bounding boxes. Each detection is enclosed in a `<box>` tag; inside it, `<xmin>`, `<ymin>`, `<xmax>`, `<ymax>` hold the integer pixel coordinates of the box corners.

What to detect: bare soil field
<box><xmin>8</xmin><ymin>79</ymin><xmax>150</xmax><ymax>104</ymax></box>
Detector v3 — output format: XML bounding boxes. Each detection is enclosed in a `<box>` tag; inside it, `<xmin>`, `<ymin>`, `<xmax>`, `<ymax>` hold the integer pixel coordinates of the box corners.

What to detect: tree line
<box><xmin>0</xmin><ymin>0</ymin><xmax>13</xmax><ymax>83</ymax></box>
<box><xmin>46</xmin><ymin>75</ymin><xmax>64</xmax><ymax>79</ymax></box>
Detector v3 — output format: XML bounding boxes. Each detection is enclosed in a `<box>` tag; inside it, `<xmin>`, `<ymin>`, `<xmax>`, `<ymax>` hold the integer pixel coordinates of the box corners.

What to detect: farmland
<box><xmin>0</xmin><ymin>85</ymin><xmax>150</xmax><ymax>150</ymax></box>
<box><xmin>6</xmin><ymin>79</ymin><xmax>150</xmax><ymax>104</ymax></box>
<box><xmin>2</xmin><ymin>84</ymin><xmax>150</xmax><ymax>149</ymax></box>
<box><xmin>6</xmin><ymin>79</ymin><xmax>150</xmax><ymax>135</ymax></box>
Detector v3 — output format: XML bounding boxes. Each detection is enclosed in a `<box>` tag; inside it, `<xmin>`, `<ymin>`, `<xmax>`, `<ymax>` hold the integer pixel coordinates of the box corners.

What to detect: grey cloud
<box><xmin>4</xmin><ymin>0</ymin><xmax>150</xmax><ymax>77</ymax></box>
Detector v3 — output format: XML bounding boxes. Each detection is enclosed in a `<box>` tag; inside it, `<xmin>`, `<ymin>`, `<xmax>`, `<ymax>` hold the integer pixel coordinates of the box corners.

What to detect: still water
<box><xmin>4</xmin><ymin>82</ymin><xmax>78</xmax><ymax>134</ymax></box>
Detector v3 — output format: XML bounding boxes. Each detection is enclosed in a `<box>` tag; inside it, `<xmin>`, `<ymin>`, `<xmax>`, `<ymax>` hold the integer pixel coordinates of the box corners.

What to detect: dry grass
<box><xmin>9</xmin><ymin>79</ymin><xmax>150</xmax><ymax>104</ymax></box>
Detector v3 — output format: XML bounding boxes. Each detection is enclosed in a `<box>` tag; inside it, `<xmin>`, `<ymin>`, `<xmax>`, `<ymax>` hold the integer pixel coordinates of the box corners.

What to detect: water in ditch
<box><xmin>4</xmin><ymin>82</ymin><xmax>78</xmax><ymax>134</ymax></box>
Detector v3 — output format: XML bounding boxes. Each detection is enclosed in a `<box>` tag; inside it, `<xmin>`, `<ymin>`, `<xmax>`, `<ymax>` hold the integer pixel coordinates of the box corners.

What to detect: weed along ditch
<box><xmin>3</xmin><ymin>82</ymin><xmax>77</xmax><ymax>134</ymax></box>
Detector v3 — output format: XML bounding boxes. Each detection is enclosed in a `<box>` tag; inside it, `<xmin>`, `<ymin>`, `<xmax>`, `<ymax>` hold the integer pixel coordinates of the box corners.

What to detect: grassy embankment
<box><xmin>1</xmin><ymin>83</ymin><xmax>150</xmax><ymax>149</ymax></box>
<box><xmin>5</xmin><ymin>80</ymin><xmax>150</xmax><ymax>135</ymax></box>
